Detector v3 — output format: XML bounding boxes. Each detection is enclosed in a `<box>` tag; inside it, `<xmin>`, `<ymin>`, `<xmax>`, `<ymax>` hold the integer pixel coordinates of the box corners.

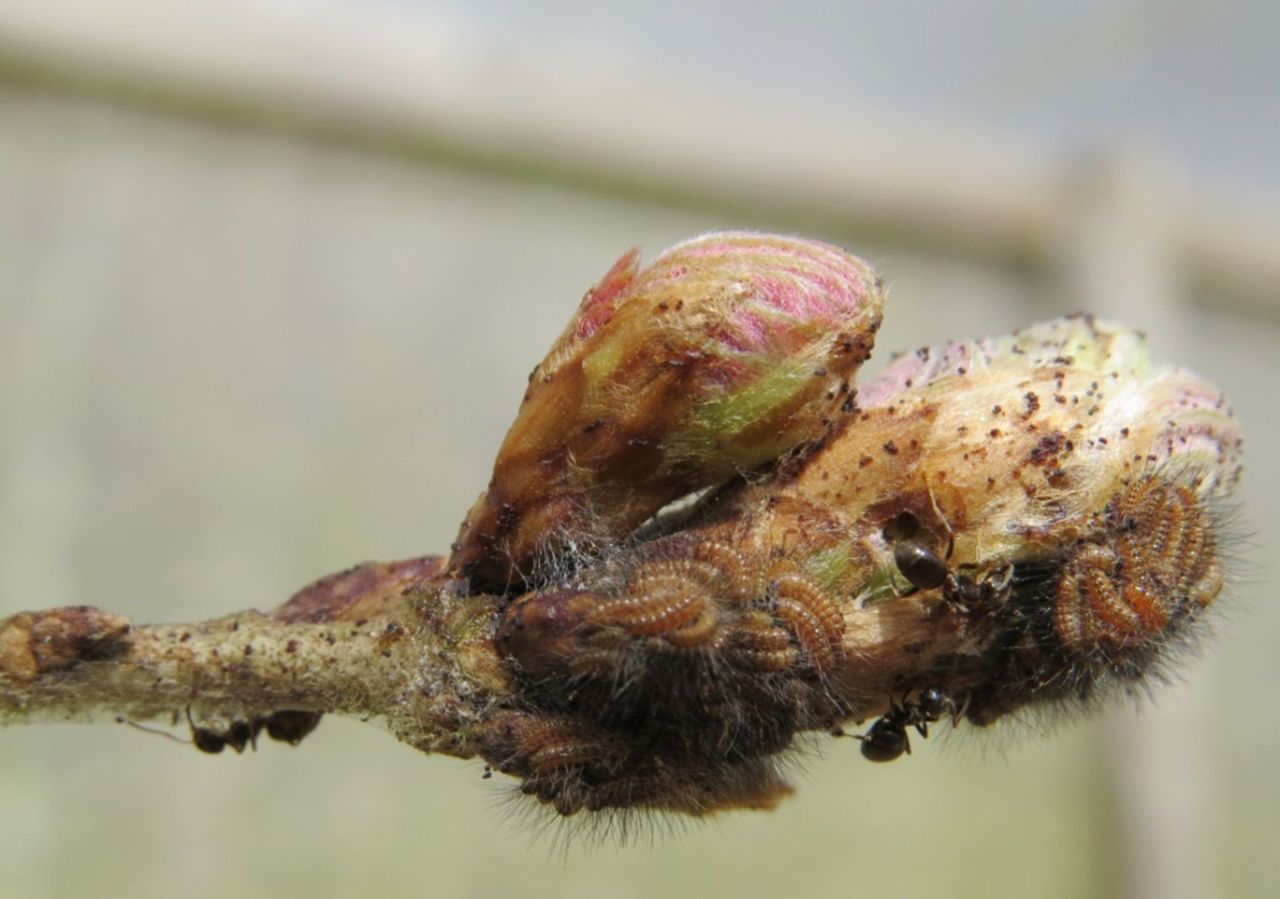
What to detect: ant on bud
<box><xmin>892</xmin><ymin>538</ymin><xmax>1012</xmax><ymax>613</ymax></box>
<box><xmin>856</xmin><ymin>687</ymin><xmax>956</xmax><ymax>763</ymax></box>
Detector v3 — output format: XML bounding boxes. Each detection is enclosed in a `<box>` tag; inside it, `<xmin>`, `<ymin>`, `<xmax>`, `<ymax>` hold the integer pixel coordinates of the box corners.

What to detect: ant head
<box><xmin>915</xmin><ymin>687</ymin><xmax>951</xmax><ymax>721</ymax></box>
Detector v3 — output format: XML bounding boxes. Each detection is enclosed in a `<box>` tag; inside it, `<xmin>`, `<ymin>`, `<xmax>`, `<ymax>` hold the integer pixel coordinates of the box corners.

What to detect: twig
<box><xmin>0</xmin><ymin>572</ymin><xmax>509</xmax><ymax>761</ymax></box>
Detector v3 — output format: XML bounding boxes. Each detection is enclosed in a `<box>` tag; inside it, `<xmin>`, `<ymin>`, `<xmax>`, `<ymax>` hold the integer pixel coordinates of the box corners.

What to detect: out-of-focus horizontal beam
<box><xmin>0</xmin><ymin>0</ymin><xmax>1275</xmax><ymax>314</ymax></box>
<box><xmin>1181</xmin><ymin>194</ymin><xmax>1279</xmax><ymax>315</ymax></box>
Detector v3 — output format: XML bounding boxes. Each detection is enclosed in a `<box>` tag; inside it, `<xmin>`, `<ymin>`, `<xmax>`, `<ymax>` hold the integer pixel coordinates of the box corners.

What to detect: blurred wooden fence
<box><xmin>0</xmin><ymin>3</ymin><xmax>1276</xmax><ymax>898</ymax></box>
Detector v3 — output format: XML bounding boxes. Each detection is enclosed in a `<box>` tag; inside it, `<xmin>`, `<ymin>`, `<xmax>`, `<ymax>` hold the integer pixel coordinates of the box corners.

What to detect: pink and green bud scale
<box><xmin>451</xmin><ymin>232</ymin><xmax>885</xmax><ymax>590</ymax></box>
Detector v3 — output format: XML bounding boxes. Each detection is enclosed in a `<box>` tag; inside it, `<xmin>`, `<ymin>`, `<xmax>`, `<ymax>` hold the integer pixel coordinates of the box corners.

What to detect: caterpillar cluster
<box><xmin>960</xmin><ymin>473</ymin><xmax>1228</xmax><ymax>726</ymax></box>
<box><xmin>480</xmin><ymin>470</ymin><xmax>1228</xmax><ymax>814</ymax></box>
<box><xmin>487</xmin><ymin>537</ymin><xmax>850</xmax><ymax>815</ymax></box>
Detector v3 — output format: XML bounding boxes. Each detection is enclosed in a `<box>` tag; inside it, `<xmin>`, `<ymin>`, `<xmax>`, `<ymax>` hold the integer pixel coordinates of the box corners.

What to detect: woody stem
<box><xmin>0</xmin><ymin>598</ymin><xmax>508</xmax><ymax>759</ymax></box>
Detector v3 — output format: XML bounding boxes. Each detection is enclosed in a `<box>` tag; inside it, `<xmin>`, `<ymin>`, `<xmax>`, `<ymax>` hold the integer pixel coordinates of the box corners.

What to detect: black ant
<box><xmin>187</xmin><ymin>708</ymin><xmax>261</xmax><ymax>754</ymax></box>
<box><xmin>889</xmin><ymin>517</ymin><xmax>1012</xmax><ymax>613</ymax></box>
<box><xmin>857</xmin><ymin>688</ymin><xmax>955</xmax><ymax>763</ymax></box>
<box><xmin>186</xmin><ymin>708</ymin><xmax>322</xmax><ymax>754</ymax></box>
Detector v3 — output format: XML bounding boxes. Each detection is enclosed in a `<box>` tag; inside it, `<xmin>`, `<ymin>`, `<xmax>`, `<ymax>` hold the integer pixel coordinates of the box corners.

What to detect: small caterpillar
<box><xmin>769</xmin><ymin>570</ymin><xmax>846</xmax><ymax>677</ymax></box>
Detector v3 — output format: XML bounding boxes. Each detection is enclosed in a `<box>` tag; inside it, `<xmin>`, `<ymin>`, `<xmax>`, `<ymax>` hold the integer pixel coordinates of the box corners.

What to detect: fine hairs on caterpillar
<box><xmin>0</xmin><ymin>233</ymin><xmax>1244</xmax><ymax>828</ymax></box>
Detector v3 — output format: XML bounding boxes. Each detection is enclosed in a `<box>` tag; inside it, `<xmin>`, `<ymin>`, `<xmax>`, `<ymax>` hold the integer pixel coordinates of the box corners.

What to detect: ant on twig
<box><xmin>856</xmin><ymin>687</ymin><xmax>959</xmax><ymax>762</ymax></box>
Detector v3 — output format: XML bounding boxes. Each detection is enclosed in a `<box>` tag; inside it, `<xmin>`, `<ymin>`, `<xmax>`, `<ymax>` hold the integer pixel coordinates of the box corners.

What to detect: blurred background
<box><xmin>0</xmin><ymin>1</ymin><xmax>1277</xmax><ymax>897</ymax></box>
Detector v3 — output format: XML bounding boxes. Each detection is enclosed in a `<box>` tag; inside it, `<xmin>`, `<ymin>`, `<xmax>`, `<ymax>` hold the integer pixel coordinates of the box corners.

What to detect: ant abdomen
<box><xmin>892</xmin><ymin>542</ymin><xmax>949</xmax><ymax>591</ymax></box>
<box><xmin>858</xmin><ymin>715</ymin><xmax>910</xmax><ymax>762</ymax></box>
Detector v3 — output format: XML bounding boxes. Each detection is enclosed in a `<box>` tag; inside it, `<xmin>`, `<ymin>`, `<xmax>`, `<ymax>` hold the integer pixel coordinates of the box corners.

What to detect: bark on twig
<box><xmin>0</xmin><ymin>561</ymin><xmax>510</xmax><ymax>761</ymax></box>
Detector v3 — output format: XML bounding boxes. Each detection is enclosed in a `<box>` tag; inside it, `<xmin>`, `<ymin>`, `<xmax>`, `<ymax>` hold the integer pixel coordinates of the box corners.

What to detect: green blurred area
<box><xmin>0</xmin><ymin>75</ymin><xmax>1276</xmax><ymax>899</ymax></box>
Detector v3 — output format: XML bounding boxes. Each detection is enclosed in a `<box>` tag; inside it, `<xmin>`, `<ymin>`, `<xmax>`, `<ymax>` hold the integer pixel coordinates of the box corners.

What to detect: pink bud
<box><xmin>451</xmin><ymin>232</ymin><xmax>885</xmax><ymax>591</ymax></box>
